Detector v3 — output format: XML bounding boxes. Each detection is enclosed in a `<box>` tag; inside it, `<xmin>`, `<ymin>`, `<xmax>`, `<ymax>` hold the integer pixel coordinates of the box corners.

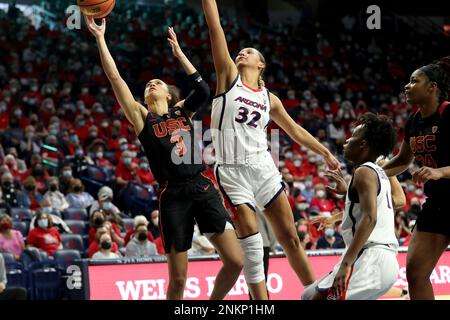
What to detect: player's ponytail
<box><xmin>420</xmin><ymin>56</ymin><xmax>450</xmax><ymax>103</ymax></box>
<box><xmin>258</xmin><ymin>74</ymin><xmax>265</xmax><ymax>88</ymax></box>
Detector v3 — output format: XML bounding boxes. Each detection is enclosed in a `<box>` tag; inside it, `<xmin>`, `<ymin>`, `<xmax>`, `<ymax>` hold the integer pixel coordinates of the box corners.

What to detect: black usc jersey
<box><xmin>405</xmin><ymin>101</ymin><xmax>450</xmax><ymax>199</ymax></box>
<box><xmin>138</xmin><ymin>107</ymin><xmax>205</xmax><ymax>185</ymax></box>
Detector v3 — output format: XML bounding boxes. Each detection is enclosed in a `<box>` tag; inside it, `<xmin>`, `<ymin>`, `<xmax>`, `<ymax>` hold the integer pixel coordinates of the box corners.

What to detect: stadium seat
<box><xmin>62</xmin><ymin>208</ymin><xmax>88</xmax><ymax>221</ymax></box>
<box><xmin>61</xmin><ymin>234</ymin><xmax>85</xmax><ymax>252</ymax></box>
<box><xmin>20</xmin><ymin>248</ymin><xmax>44</xmax><ymax>269</ymax></box>
<box><xmin>1</xmin><ymin>252</ymin><xmax>16</xmax><ymax>266</ymax></box>
<box><xmin>13</xmin><ymin>220</ymin><xmax>28</xmax><ymax>237</ymax></box>
<box><xmin>65</xmin><ymin>220</ymin><xmax>88</xmax><ymax>235</ymax></box>
<box><xmin>11</xmin><ymin>207</ymin><xmax>33</xmax><ymax>221</ymax></box>
<box><xmin>120</xmin><ymin>182</ymin><xmax>157</xmax><ymax>217</ymax></box>
<box><xmin>5</xmin><ymin>262</ymin><xmax>28</xmax><ymax>290</ymax></box>
<box><xmin>54</xmin><ymin>249</ymin><xmax>81</xmax><ymax>273</ymax></box>
<box><xmin>27</xmin><ymin>261</ymin><xmax>61</xmax><ymax>300</ymax></box>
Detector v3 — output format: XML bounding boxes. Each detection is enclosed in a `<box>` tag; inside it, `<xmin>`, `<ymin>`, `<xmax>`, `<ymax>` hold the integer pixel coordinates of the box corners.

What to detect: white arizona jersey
<box><xmin>211</xmin><ymin>75</ymin><xmax>271</xmax><ymax>165</ymax></box>
<box><xmin>341</xmin><ymin>162</ymin><xmax>399</xmax><ymax>249</ymax></box>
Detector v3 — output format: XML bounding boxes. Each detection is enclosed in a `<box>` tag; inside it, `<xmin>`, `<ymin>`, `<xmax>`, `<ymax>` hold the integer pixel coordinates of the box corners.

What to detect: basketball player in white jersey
<box><xmin>202</xmin><ymin>0</ymin><xmax>340</xmax><ymax>299</ymax></box>
<box><xmin>302</xmin><ymin>113</ymin><xmax>400</xmax><ymax>300</ymax></box>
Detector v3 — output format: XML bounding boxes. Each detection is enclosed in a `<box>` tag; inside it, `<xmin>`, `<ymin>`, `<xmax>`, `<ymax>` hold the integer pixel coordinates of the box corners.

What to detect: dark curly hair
<box><xmin>419</xmin><ymin>56</ymin><xmax>450</xmax><ymax>103</ymax></box>
<box><xmin>358</xmin><ymin>112</ymin><xmax>397</xmax><ymax>157</ymax></box>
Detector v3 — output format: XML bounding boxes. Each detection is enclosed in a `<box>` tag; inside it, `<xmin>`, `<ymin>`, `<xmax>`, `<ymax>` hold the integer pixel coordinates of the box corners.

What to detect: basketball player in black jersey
<box><xmin>383</xmin><ymin>56</ymin><xmax>450</xmax><ymax>300</ymax></box>
<box><xmin>85</xmin><ymin>16</ymin><xmax>243</xmax><ymax>300</ymax></box>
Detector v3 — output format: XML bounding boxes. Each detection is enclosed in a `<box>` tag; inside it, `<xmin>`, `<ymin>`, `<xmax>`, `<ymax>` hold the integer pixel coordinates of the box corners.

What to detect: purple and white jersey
<box><xmin>211</xmin><ymin>75</ymin><xmax>271</xmax><ymax>165</ymax></box>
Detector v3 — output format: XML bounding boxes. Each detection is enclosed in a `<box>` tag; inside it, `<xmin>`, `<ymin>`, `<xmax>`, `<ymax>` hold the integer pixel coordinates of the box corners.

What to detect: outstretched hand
<box><xmin>325</xmin><ymin>167</ymin><xmax>348</xmax><ymax>195</ymax></box>
<box><xmin>84</xmin><ymin>15</ymin><xmax>106</xmax><ymax>38</ymax></box>
<box><xmin>167</xmin><ymin>26</ymin><xmax>184</xmax><ymax>59</ymax></box>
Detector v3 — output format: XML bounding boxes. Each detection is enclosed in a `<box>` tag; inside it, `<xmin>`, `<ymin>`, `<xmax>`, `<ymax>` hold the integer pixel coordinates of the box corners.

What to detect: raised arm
<box><xmin>201</xmin><ymin>0</ymin><xmax>238</xmax><ymax>93</ymax></box>
<box><xmin>85</xmin><ymin>16</ymin><xmax>147</xmax><ymax>134</ymax></box>
<box><xmin>382</xmin><ymin>141</ymin><xmax>414</xmax><ymax>177</ymax></box>
<box><xmin>269</xmin><ymin>93</ymin><xmax>340</xmax><ymax>170</ymax></box>
<box><xmin>167</xmin><ymin>27</ymin><xmax>210</xmax><ymax>118</ymax></box>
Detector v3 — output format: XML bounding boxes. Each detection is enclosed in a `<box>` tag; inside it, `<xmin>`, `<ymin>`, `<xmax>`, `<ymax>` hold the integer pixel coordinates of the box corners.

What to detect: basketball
<box><xmin>77</xmin><ymin>0</ymin><xmax>116</xmax><ymax>19</ymax></box>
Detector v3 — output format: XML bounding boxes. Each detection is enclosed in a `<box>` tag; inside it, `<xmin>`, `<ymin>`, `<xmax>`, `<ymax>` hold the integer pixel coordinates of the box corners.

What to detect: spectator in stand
<box><xmin>26</xmin><ymin>211</ymin><xmax>62</xmax><ymax>256</ymax></box>
<box><xmin>26</xmin><ymin>162</ymin><xmax>50</xmax><ymax>195</ymax></box>
<box><xmin>298</xmin><ymin>231</ymin><xmax>314</xmax><ymax>250</ymax></box>
<box><xmin>0</xmin><ymin>213</ymin><xmax>25</xmax><ymax>259</ymax></box>
<box><xmin>124</xmin><ymin>215</ymin><xmax>154</xmax><ymax>245</ymax></box>
<box><xmin>395</xmin><ymin>211</ymin><xmax>411</xmax><ymax>245</ymax></box>
<box><xmin>309</xmin><ymin>183</ymin><xmax>335</xmax><ymax>215</ymax></box>
<box><xmin>315</xmin><ymin>225</ymin><xmax>345</xmax><ymax>250</ymax></box>
<box><xmin>30</xmin><ymin>199</ymin><xmax>72</xmax><ymax>234</ymax></box>
<box><xmin>125</xmin><ymin>223</ymin><xmax>158</xmax><ymax>257</ymax></box>
<box><xmin>88</xmin><ymin>209</ymin><xmax>124</xmax><ymax>247</ymax></box>
<box><xmin>406</xmin><ymin>197</ymin><xmax>421</xmax><ymax>221</ymax></box>
<box><xmin>58</xmin><ymin>165</ymin><xmax>74</xmax><ymax>195</ymax></box>
<box><xmin>65</xmin><ymin>178</ymin><xmax>94</xmax><ymax>209</ymax></box>
<box><xmin>88</xmin><ymin>225</ymin><xmax>116</xmax><ymax>257</ymax></box>
<box><xmin>17</xmin><ymin>176</ymin><xmax>43</xmax><ymax>211</ymax></box>
<box><xmin>300</xmin><ymin>176</ymin><xmax>315</xmax><ymax>203</ymax></box>
<box><xmin>43</xmin><ymin>176</ymin><xmax>69</xmax><ymax>214</ymax></box>
<box><xmin>89</xmin><ymin>140</ymin><xmax>113</xmax><ymax>169</ymax></box>
<box><xmin>136</xmin><ymin>158</ymin><xmax>155</xmax><ymax>186</ymax></box>
<box><xmin>0</xmin><ymin>172</ymin><xmax>19</xmax><ymax>214</ymax></box>
<box><xmin>148</xmin><ymin>209</ymin><xmax>160</xmax><ymax>239</ymax></box>
<box><xmin>89</xmin><ymin>186</ymin><xmax>121</xmax><ymax>218</ymax></box>
<box><xmin>115</xmin><ymin>150</ymin><xmax>139</xmax><ymax>188</ymax></box>
<box><xmin>92</xmin><ymin>233</ymin><xmax>120</xmax><ymax>260</ymax></box>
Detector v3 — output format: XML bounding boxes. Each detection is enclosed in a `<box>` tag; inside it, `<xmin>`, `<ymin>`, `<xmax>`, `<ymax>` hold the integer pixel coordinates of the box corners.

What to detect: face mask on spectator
<box><xmin>101</xmin><ymin>121</ymin><xmax>108</xmax><ymax>128</ymax></box>
<box><xmin>100</xmin><ymin>88</ymin><xmax>108</xmax><ymax>94</ymax></box>
<box><xmin>100</xmin><ymin>241</ymin><xmax>111</xmax><ymax>250</ymax></box>
<box><xmin>325</xmin><ymin>228</ymin><xmax>334</xmax><ymax>237</ymax></box>
<box><xmin>43</xmin><ymin>207</ymin><xmax>52</xmax><ymax>214</ymax></box>
<box><xmin>284</xmin><ymin>152</ymin><xmax>293</xmax><ymax>160</ymax></box>
<box><xmin>75</xmin><ymin>149</ymin><xmax>84</xmax><ymax>157</ymax></box>
<box><xmin>293</xmin><ymin>160</ymin><xmax>302</xmax><ymax>167</ymax></box>
<box><xmin>38</xmin><ymin>219</ymin><xmax>48</xmax><ymax>229</ymax></box>
<box><xmin>79</xmin><ymin>120</ymin><xmax>86</xmax><ymax>127</ymax></box>
<box><xmin>14</xmin><ymin>109</ymin><xmax>22</xmax><ymax>117</ymax></box>
<box><xmin>305</xmin><ymin>181</ymin><xmax>313</xmax><ymax>188</ymax></box>
<box><xmin>96</xmin><ymin>151</ymin><xmax>103</xmax><ymax>159</ymax></box>
<box><xmin>120</xmin><ymin>144</ymin><xmax>128</xmax><ymax>151</ymax></box>
<box><xmin>90</xmin><ymin>131</ymin><xmax>98</xmax><ymax>138</ymax></box>
<box><xmin>137</xmin><ymin>232</ymin><xmax>147</xmax><ymax>241</ymax></box>
<box><xmin>152</xmin><ymin>218</ymin><xmax>159</xmax><ymax>226</ymax></box>
<box><xmin>123</xmin><ymin>157</ymin><xmax>132</xmax><ymax>165</ymax></box>
<box><xmin>94</xmin><ymin>217</ymin><xmax>104</xmax><ymax>227</ymax></box>
<box><xmin>102</xmin><ymin>202</ymin><xmax>113</xmax><ymax>211</ymax></box>
<box><xmin>0</xmin><ymin>104</ymin><xmax>6</xmax><ymax>113</ymax></box>
<box><xmin>297</xmin><ymin>203</ymin><xmax>309</xmax><ymax>211</ymax></box>
<box><xmin>317</xmin><ymin>190</ymin><xmax>326</xmax><ymax>198</ymax></box>
<box><xmin>0</xmin><ymin>220</ymin><xmax>11</xmax><ymax>231</ymax></box>
<box><xmin>318</xmin><ymin>171</ymin><xmax>325</xmax><ymax>178</ymax></box>
<box><xmin>70</xmin><ymin>135</ymin><xmax>79</xmax><ymax>144</ymax></box>
<box><xmin>2</xmin><ymin>181</ymin><xmax>12</xmax><ymax>189</ymax></box>
<box><xmin>279</xmin><ymin>160</ymin><xmax>285</xmax><ymax>167</ymax></box>
<box><xmin>62</xmin><ymin>170</ymin><xmax>72</xmax><ymax>177</ymax></box>
<box><xmin>139</xmin><ymin>162</ymin><xmax>149</xmax><ymax>170</ymax></box>
<box><xmin>415</xmin><ymin>189</ymin><xmax>423</xmax><ymax>196</ymax></box>
<box><xmin>406</xmin><ymin>185</ymin><xmax>415</xmax><ymax>193</ymax></box>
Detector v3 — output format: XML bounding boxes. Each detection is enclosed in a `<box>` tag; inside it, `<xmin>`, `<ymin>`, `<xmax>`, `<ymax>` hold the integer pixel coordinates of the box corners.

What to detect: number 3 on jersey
<box><xmin>170</xmin><ymin>134</ymin><xmax>187</xmax><ymax>156</ymax></box>
<box><xmin>235</xmin><ymin>106</ymin><xmax>261</xmax><ymax>128</ymax></box>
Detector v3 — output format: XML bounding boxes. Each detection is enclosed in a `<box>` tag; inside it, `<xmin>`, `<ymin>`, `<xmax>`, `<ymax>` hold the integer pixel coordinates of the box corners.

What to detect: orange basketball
<box><xmin>77</xmin><ymin>0</ymin><xmax>115</xmax><ymax>19</ymax></box>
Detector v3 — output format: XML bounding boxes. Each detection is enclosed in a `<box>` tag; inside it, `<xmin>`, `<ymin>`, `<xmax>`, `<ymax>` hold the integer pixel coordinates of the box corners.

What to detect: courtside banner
<box><xmin>84</xmin><ymin>249</ymin><xmax>450</xmax><ymax>300</ymax></box>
